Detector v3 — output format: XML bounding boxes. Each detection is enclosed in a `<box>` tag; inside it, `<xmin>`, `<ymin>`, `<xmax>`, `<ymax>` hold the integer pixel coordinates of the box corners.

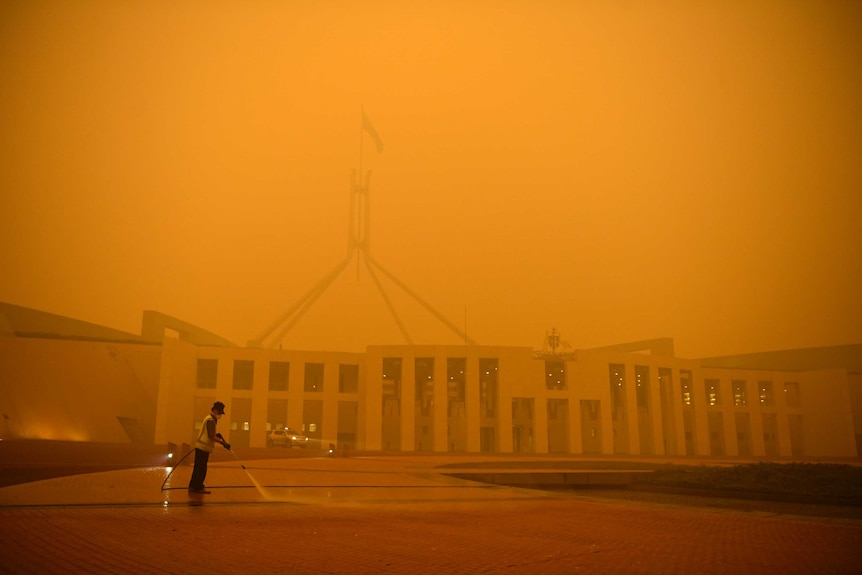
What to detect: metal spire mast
<box><xmin>252</xmin><ymin>110</ymin><xmax>476</xmax><ymax>349</ymax></box>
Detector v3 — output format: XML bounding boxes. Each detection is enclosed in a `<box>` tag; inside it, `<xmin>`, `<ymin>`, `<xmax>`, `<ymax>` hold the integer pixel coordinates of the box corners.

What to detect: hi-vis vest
<box><xmin>195</xmin><ymin>414</ymin><xmax>217</xmax><ymax>452</ymax></box>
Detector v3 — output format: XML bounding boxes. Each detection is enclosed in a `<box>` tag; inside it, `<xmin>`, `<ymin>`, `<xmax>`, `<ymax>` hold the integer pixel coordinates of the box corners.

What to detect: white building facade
<box><xmin>153</xmin><ymin>338</ymin><xmax>859</xmax><ymax>459</ymax></box>
<box><xmin>2</xmin><ymin>303</ymin><xmax>858</xmax><ymax>458</ymax></box>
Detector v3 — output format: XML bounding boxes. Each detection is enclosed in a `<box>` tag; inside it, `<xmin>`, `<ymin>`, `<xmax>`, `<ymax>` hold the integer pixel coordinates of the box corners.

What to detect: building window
<box><xmin>447</xmin><ymin>358</ymin><xmax>466</xmax><ymax>403</ymax></box>
<box><xmin>304</xmin><ymin>363</ymin><xmax>324</xmax><ymax>392</ymax></box>
<box><xmin>268</xmin><ymin>361</ymin><xmax>289</xmax><ymax>392</ymax></box>
<box><xmin>480</xmin><ymin>358</ymin><xmax>498</xmax><ymax>418</ymax></box>
<box><xmin>382</xmin><ymin>358</ymin><xmax>402</xmax><ymax>400</ymax></box>
<box><xmin>609</xmin><ymin>364</ymin><xmax>626</xmax><ymax>419</ymax></box>
<box><xmin>512</xmin><ymin>397</ymin><xmax>534</xmax><ymax>419</ymax></box>
<box><xmin>705</xmin><ymin>379</ymin><xmax>721</xmax><ymax>406</ymax></box>
<box><xmin>545</xmin><ymin>359</ymin><xmax>565</xmax><ymax>390</ymax></box>
<box><xmin>680</xmin><ymin>370</ymin><xmax>693</xmax><ymax>406</ymax></box>
<box><xmin>229</xmin><ymin>398</ymin><xmax>252</xmax><ymax>442</ymax></box>
<box><xmin>583</xmin><ymin>399</ymin><xmax>600</xmax><ymax>421</ymax></box>
<box><xmin>232</xmin><ymin>360</ymin><xmax>254</xmax><ymax>390</ymax></box>
<box><xmin>784</xmin><ymin>381</ymin><xmax>800</xmax><ymax>408</ymax></box>
<box><xmin>339</xmin><ymin>364</ymin><xmax>359</xmax><ymax>393</ymax></box>
<box><xmin>303</xmin><ymin>399</ymin><xmax>323</xmax><ymax>439</ymax></box>
<box><xmin>635</xmin><ymin>366</ymin><xmax>649</xmax><ymax>408</ymax></box>
<box><xmin>196</xmin><ymin>359</ymin><xmax>217</xmax><ymax>389</ymax></box>
<box><xmin>732</xmin><ymin>380</ymin><xmax>747</xmax><ymax>406</ymax></box>
<box><xmin>415</xmin><ymin>358</ymin><xmax>434</xmax><ymax>416</ymax></box>
<box><xmin>759</xmin><ymin>381</ymin><xmax>773</xmax><ymax>406</ymax></box>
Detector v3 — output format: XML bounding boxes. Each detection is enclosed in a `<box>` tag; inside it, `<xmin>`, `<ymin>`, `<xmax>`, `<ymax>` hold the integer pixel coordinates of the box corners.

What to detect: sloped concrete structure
<box><xmin>0</xmin><ymin>303</ymin><xmax>161</xmax><ymax>441</ymax></box>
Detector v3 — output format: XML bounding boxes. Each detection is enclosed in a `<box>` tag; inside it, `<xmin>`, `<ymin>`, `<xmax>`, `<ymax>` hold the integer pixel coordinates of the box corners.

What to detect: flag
<box><xmin>362</xmin><ymin>112</ymin><xmax>384</xmax><ymax>153</ymax></box>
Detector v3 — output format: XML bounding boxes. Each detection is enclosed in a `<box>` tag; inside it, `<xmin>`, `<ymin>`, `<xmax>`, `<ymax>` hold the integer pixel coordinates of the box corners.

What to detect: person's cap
<box><xmin>212</xmin><ymin>401</ymin><xmax>226</xmax><ymax>414</ymax></box>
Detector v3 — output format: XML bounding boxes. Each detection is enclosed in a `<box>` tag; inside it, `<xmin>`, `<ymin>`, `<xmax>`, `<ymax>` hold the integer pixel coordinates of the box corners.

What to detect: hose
<box><xmin>160</xmin><ymin>448</ymin><xmax>196</xmax><ymax>491</ymax></box>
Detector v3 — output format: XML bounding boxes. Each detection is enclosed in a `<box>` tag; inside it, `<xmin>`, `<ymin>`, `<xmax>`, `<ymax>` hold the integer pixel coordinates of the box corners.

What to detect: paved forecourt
<box><xmin>1</xmin><ymin>455</ymin><xmax>860</xmax><ymax>574</ymax></box>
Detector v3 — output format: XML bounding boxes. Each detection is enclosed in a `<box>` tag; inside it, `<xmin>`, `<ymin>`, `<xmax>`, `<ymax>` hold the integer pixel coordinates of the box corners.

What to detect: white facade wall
<box><xmin>151</xmin><ymin>342</ymin><xmax>859</xmax><ymax>459</ymax></box>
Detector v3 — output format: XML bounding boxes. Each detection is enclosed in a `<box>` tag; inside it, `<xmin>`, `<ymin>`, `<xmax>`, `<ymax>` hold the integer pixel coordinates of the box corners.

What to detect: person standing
<box><xmin>188</xmin><ymin>401</ymin><xmax>230</xmax><ymax>493</ymax></box>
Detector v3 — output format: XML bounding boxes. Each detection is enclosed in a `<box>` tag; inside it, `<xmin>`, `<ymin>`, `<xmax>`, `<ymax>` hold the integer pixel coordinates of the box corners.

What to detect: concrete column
<box><xmin>323</xmin><ymin>362</ymin><xmax>339</xmax><ymax>449</ymax></box>
<box><xmin>287</xmin><ymin>362</ymin><xmax>304</xmax><ymax>434</ymax></box>
<box><xmin>250</xmin><ymin>357</ymin><xmax>269</xmax><ymax>447</ymax></box>
<box><xmin>154</xmin><ymin>338</ymin><xmax>192</xmax><ymax>444</ymax></box>
<box><xmin>217</xmin><ymin>351</ymin><xmax>232</xmax><ymax>406</ymax></box>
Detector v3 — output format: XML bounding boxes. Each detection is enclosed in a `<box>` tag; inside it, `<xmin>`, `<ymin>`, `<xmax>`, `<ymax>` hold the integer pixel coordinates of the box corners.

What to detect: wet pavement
<box><xmin>1</xmin><ymin>454</ymin><xmax>860</xmax><ymax>574</ymax></box>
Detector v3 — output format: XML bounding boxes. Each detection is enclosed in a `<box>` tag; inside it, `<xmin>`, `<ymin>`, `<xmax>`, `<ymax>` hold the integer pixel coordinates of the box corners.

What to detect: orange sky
<box><xmin>1</xmin><ymin>0</ymin><xmax>860</xmax><ymax>357</ymax></box>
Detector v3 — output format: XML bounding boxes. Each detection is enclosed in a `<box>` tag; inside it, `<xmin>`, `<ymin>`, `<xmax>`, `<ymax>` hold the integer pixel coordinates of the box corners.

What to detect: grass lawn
<box><xmin>636</xmin><ymin>462</ymin><xmax>862</xmax><ymax>501</ymax></box>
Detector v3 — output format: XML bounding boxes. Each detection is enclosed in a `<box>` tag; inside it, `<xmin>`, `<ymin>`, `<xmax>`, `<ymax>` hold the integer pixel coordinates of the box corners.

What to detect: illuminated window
<box><xmin>608</xmin><ymin>364</ymin><xmax>626</xmax><ymax>419</ymax></box>
<box><xmin>732</xmin><ymin>380</ymin><xmax>747</xmax><ymax>406</ymax></box>
<box><xmin>681</xmin><ymin>385</ymin><xmax>692</xmax><ymax>405</ymax></box>
<box><xmin>545</xmin><ymin>359</ymin><xmax>566</xmax><ymax>390</ymax></box>
<box><xmin>635</xmin><ymin>366</ymin><xmax>649</xmax><ymax>408</ymax></box>
<box><xmin>680</xmin><ymin>370</ymin><xmax>693</xmax><ymax>406</ymax></box>
<box><xmin>705</xmin><ymin>379</ymin><xmax>721</xmax><ymax>406</ymax></box>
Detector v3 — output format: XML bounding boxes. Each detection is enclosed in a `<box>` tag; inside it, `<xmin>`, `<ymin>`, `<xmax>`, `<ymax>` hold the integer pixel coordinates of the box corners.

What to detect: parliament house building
<box><xmin>2</xmin><ymin>303</ymin><xmax>860</xmax><ymax>460</ymax></box>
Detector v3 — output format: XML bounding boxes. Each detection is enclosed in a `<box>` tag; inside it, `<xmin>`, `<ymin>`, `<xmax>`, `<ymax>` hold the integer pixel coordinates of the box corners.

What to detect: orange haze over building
<box><xmin>1</xmin><ymin>0</ymin><xmax>860</xmax><ymax>358</ymax></box>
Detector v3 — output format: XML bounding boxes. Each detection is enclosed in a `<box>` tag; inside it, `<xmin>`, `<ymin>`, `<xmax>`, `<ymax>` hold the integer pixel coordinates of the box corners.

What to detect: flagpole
<box><xmin>359</xmin><ymin>105</ymin><xmax>364</xmax><ymax>181</ymax></box>
<box><xmin>259</xmin><ymin>107</ymin><xmax>480</xmax><ymax>348</ymax></box>
<box><xmin>357</xmin><ymin>107</ymin><xmax>364</xmax><ymax>280</ymax></box>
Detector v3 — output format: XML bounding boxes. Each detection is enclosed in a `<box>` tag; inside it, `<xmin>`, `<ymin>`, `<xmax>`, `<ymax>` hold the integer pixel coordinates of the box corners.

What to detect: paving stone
<box><xmin>1</xmin><ymin>456</ymin><xmax>860</xmax><ymax>574</ymax></box>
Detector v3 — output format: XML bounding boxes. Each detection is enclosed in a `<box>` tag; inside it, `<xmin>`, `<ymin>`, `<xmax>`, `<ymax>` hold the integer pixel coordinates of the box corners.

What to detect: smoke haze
<box><xmin>1</xmin><ymin>0</ymin><xmax>860</xmax><ymax>357</ymax></box>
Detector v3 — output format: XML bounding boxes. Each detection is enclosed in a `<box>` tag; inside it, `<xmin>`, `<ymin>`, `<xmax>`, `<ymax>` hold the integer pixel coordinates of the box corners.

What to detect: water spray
<box><xmin>226</xmin><ymin>447</ymin><xmax>270</xmax><ymax>496</ymax></box>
